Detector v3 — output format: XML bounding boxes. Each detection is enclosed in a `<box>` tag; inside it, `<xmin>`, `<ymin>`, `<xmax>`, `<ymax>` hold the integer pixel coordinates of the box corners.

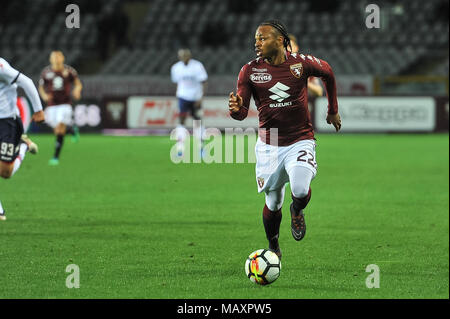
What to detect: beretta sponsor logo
<box><xmin>250</xmin><ymin>73</ymin><xmax>272</xmax><ymax>83</ymax></box>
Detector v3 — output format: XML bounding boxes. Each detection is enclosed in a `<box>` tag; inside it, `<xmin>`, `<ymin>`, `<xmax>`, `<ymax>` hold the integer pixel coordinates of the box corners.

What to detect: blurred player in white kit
<box><xmin>170</xmin><ymin>48</ymin><xmax>208</xmax><ymax>157</ymax></box>
<box><xmin>0</xmin><ymin>57</ymin><xmax>45</xmax><ymax>220</ymax></box>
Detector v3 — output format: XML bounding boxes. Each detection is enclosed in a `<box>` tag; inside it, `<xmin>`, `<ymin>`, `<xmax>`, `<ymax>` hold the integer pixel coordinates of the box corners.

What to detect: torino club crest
<box><xmin>290</xmin><ymin>63</ymin><xmax>303</xmax><ymax>78</ymax></box>
<box><xmin>257</xmin><ymin>177</ymin><xmax>265</xmax><ymax>188</ymax></box>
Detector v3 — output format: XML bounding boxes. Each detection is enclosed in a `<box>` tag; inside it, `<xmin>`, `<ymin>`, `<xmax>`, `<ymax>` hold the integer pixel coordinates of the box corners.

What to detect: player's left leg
<box><xmin>288</xmin><ymin>166</ymin><xmax>314</xmax><ymax>241</ymax></box>
<box><xmin>0</xmin><ymin>135</ymin><xmax>38</xmax><ymax>179</ymax></box>
<box><xmin>66</xmin><ymin>124</ymin><xmax>80</xmax><ymax>143</ymax></box>
<box><xmin>263</xmin><ymin>186</ymin><xmax>286</xmax><ymax>259</ymax></box>
<box><xmin>285</xmin><ymin>139</ymin><xmax>317</xmax><ymax>241</ymax></box>
<box><xmin>49</xmin><ymin>123</ymin><xmax>66</xmax><ymax>165</ymax></box>
<box><xmin>191</xmin><ymin>103</ymin><xmax>204</xmax><ymax>157</ymax></box>
<box><xmin>49</xmin><ymin>105</ymin><xmax>72</xmax><ymax>165</ymax></box>
<box><xmin>66</xmin><ymin>105</ymin><xmax>79</xmax><ymax>143</ymax></box>
<box><xmin>175</xmin><ymin>99</ymin><xmax>190</xmax><ymax>157</ymax></box>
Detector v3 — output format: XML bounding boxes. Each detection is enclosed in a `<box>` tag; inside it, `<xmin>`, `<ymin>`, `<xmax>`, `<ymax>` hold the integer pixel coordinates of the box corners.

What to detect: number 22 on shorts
<box><xmin>297</xmin><ymin>150</ymin><xmax>317</xmax><ymax>169</ymax></box>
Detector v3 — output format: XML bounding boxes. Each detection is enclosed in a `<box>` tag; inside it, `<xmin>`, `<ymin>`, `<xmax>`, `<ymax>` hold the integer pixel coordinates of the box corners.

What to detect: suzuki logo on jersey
<box><xmin>250</xmin><ymin>73</ymin><xmax>272</xmax><ymax>83</ymax></box>
<box><xmin>268</xmin><ymin>82</ymin><xmax>292</xmax><ymax>107</ymax></box>
<box><xmin>269</xmin><ymin>82</ymin><xmax>290</xmax><ymax>102</ymax></box>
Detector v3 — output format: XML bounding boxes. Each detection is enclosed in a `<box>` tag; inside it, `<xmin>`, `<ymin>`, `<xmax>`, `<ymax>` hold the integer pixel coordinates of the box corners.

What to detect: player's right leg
<box><xmin>255</xmin><ymin>138</ymin><xmax>288</xmax><ymax>259</ymax></box>
<box><xmin>263</xmin><ymin>186</ymin><xmax>286</xmax><ymax>259</ymax></box>
<box><xmin>191</xmin><ymin>103</ymin><xmax>205</xmax><ymax>158</ymax></box>
<box><xmin>47</xmin><ymin>105</ymin><xmax>72</xmax><ymax>165</ymax></box>
<box><xmin>175</xmin><ymin>98</ymin><xmax>189</xmax><ymax>157</ymax></box>
<box><xmin>0</xmin><ymin>199</ymin><xmax>5</xmax><ymax>220</ymax></box>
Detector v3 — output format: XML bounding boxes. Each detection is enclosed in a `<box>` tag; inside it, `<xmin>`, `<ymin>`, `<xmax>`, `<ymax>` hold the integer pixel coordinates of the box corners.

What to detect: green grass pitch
<box><xmin>0</xmin><ymin>133</ymin><xmax>448</xmax><ymax>298</ymax></box>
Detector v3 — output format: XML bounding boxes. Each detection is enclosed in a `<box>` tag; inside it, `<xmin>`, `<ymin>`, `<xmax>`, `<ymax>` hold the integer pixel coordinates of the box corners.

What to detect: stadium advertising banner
<box><xmin>17</xmin><ymin>96</ymin><xmax>103</xmax><ymax>133</ymax></box>
<box><xmin>314</xmin><ymin>97</ymin><xmax>436</xmax><ymax>132</ymax></box>
<box><xmin>72</xmin><ymin>102</ymin><xmax>102</xmax><ymax>131</ymax></box>
<box><xmin>127</xmin><ymin>96</ymin><xmax>259</xmax><ymax>129</ymax></box>
<box><xmin>102</xmin><ymin>97</ymin><xmax>128</xmax><ymax>129</ymax></box>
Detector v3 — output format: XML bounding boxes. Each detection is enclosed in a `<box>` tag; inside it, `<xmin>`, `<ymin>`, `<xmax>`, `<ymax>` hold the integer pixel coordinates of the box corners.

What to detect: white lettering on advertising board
<box><xmin>314</xmin><ymin>97</ymin><xmax>436</xmax><ymax>132</ymax></box>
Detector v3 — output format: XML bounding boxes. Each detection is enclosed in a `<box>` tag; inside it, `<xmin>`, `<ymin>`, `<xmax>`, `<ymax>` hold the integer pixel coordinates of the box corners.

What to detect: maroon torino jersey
<box><xmin>39</xmin><ymin>65</ymin><xmax>78</xmax><ymax>106</ymax></box>
<box><xmin>231</xmin><ymin>52</ymin><xmax>338</xmax><ymax>146</ymax></box>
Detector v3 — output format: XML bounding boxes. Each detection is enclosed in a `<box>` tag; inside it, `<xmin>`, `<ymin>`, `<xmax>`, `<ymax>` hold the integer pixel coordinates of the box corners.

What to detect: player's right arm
<box><xmin>38</xmin><ymin>85</ymin><xmax>50</xmax><ymax>103</ymax></box>
<box><xmin>170</xmin><ymin>64</ymin><xmax>179</xmax><ymax>84</ymax></box>
<box><xmin>0</xmin><ymin>58</ymin><xmax>20</xmax><ymax>85</ymax></box>
<box><xmin>229</xmin><ymin>64</ymin><xmax>251</xmax><ymax>121</ymax></box>
<box><xmin>38</xmin><ymin>70</ymin><xmax>51</xmax><ymax>103</ymax></box>
<box><xmin>16</xmin><ymin>74</ymin><xmax>45</xmax><ymax>122</ymax></box>
<box><xmin>0</xmin><ymin>58</ymin><xmax>44</xmax><ymax>122</ymax></box>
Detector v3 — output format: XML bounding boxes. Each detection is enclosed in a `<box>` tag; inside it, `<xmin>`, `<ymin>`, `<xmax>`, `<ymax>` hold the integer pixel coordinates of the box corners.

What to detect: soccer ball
<box><xmin>245</xmin><ymin>249</ymin><xmax>281</xmax><ymax>285</ymax></box>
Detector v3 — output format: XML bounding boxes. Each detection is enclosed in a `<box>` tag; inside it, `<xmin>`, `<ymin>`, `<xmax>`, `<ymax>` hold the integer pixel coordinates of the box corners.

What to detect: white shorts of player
<box><xmin>44</xmin><ymin>104</ymin><xmax>73</xmax><ymax>128</ymax></box>
<box><xmin>255</xmin><ymin>138</ymin><xmax>317</xmax><ymax>194</ymax></box>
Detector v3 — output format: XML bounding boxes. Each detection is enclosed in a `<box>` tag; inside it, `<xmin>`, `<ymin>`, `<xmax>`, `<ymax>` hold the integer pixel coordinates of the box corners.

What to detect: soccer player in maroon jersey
<box><xmin>39</xmin><ymin>51</ymin><xmax>83</xmax><ymax>165</ymax></box>
<box><xmin>228</xmin><ymin>20</ymin><xmax>341</xmax><ymax>258</ymax></box>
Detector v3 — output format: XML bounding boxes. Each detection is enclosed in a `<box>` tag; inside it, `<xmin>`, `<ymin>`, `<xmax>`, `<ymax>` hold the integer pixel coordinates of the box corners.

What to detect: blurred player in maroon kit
<box><xmin>229</xmin><ymin>20</ymin><xmax>341</xmax><ymax>259</ymax></box>
<box><xmin>39</xmin><ymin>51</ymin><xmax>82</xmax><ymax>165</ymax></box>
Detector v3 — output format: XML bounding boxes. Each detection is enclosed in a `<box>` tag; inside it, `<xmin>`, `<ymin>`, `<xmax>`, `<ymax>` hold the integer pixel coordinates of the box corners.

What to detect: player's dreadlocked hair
<box><xmin>259</xmin><ymin>20</ymin><xmax>292</xmax><ymax>52</ymax></box>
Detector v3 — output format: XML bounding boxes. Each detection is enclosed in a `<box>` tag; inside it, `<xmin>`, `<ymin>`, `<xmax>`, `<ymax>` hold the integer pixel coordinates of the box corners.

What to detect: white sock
<box><xmin>11</xmin><ymin>143</ymin><xmax>28</xmax><ymax>176</ymax></box>
<box><xmin>0</xmin><ymin>200</ymin><xmax>4</xmax><ymax>214</ymax></box>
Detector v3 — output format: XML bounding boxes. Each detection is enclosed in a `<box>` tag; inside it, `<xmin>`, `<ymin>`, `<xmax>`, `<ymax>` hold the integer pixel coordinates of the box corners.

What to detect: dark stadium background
<box><xmin>0</xmin><ymin>0</ymin><xmax>448</xmax><ymax>305</ymax></box>
<box><xmin>1</xmin><ymin>0</ymin><xmax>448</xmax><ymax>134</ymax></box>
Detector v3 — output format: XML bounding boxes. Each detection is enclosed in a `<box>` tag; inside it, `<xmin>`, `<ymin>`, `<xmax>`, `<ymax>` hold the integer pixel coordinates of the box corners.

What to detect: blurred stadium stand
<box><xmin>0</xmin><ymin>0</ymin><xmax>448</xmax><ymax>95</ymax></box>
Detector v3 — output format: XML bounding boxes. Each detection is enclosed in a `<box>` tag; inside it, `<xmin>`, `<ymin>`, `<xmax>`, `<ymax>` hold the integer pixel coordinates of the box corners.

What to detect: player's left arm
<box><xmin>72</xmin><ymin>77</ymin><xmax>82</xmax><ymax>101</ymax></box>
<box><xmin>195</xmin><ymin>81</ymin><xmax>207</xmax><ymax>109</ymax></box>
<box><xmin>304</xmin><ymin>56</ymin><xmax>341</xmax><ymax>132</ymax></box>
<box><xmin>195</xmin><ymin>63</ymin><xmax>208</xmax><ymax>108</ymax></box>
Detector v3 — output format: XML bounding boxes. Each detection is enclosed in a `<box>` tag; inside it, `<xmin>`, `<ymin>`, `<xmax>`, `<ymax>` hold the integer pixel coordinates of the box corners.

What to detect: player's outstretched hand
<box><xmin>32</xmin><ymin>110</ymin><xmax>45</xmax><ymax>123</ymax></box>
<box><xmin>326</xmin><ymin>113</ymin><xmax>342</xmax><ymax>132</ymax></box>
<box><xmin>229</xmin><ymin>92</ymin><xmax>243</xmax><ymax>113</ymax></box>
